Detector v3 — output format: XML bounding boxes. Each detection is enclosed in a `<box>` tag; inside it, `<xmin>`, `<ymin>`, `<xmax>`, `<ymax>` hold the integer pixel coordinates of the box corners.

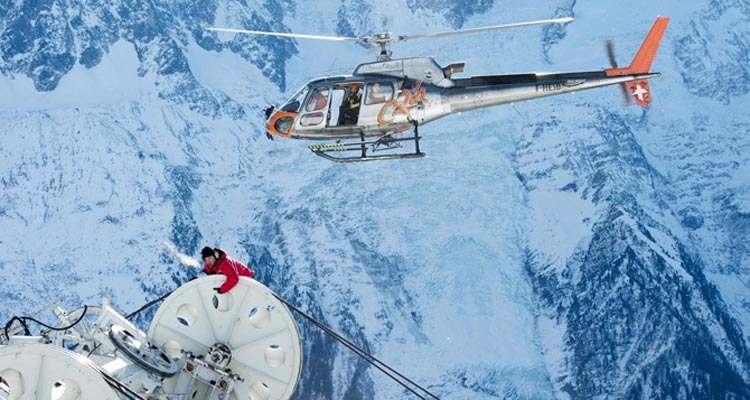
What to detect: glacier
<box><xmin>1</xmin><ymin>0</ymin><xmax>750</xmax><ymax>399</ymax></box>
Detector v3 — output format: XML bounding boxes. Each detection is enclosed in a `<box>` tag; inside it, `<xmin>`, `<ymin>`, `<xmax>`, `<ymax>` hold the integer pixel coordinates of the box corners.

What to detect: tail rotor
<box><xmin>606</xmin><ymin>40</ymin><xmax>632</xmax><ymax>106</ymax></box>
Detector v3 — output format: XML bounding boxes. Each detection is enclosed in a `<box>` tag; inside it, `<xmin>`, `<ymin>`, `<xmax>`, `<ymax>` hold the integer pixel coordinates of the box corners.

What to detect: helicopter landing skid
<box><xmin>308</xmin><ymin>124</ymin><xmax>425</xmax><ymax>163</ymax></box>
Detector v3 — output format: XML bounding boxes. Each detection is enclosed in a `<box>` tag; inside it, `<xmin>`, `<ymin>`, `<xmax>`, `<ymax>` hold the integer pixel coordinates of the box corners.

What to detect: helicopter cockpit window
<box><xmin>280</xmin><ymin>85</ymin><xmax>310</xmax><ymax>112</ymax></box>
<box><xmin>305</xmin><ymin>86</ymin><xmax>329</xmax><ymax>112</ymax></box>
<box><xmin>365</xmin><ymin>82</ymin><xmax>393</xmax><ymax>105</ymax></box>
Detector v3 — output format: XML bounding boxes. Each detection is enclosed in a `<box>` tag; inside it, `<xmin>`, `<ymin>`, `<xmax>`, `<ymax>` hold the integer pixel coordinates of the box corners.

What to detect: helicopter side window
<box><xmin>300</xmin><ymin>112</ymin><xmax>325</xmax><ymax>126</ymax></box>
<box><xmin>365</xmin><ymin>82</ymin><xmax>393</xmax><ymax>105</ymax></box>
<box><xmin>305</xmin><ymin>86</ymin><xmax>329</xmax><ymax>112</ymax></box>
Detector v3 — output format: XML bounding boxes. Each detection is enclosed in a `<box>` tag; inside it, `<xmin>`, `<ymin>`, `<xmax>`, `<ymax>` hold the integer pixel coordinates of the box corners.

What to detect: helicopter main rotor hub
<box><xmin>363</xmin><ymin>32</ymin><xmax>395</xmax><ymax>61</ymax></box>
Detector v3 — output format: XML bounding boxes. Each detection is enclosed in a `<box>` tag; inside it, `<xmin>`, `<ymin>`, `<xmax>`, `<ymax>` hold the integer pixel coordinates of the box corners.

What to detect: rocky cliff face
<box><xmin>1</xmin><ymin>0</ymin><xmax>295</xmax><ymax>105</ymax></box>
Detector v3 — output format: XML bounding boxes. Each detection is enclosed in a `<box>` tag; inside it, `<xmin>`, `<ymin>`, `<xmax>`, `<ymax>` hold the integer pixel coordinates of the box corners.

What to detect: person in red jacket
<box><xmin>201</xmin><ymin>246</ymin><xmax>255</xmax><ymax>294</ymax></box>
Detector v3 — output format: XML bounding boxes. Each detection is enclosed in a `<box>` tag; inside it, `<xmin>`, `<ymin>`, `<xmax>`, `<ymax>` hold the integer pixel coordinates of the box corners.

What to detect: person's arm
<box><xmin>218</xmin><ymin>262</ymin><xmax>240</xmax><ymax>293</ymax></box>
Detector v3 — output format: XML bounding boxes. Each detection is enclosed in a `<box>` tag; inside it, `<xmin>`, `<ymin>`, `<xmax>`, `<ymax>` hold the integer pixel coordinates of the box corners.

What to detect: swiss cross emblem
<box><xmin>628</xmin><ymin>80</ymin><xmax>652</xmax><ymax>106</ymax></box>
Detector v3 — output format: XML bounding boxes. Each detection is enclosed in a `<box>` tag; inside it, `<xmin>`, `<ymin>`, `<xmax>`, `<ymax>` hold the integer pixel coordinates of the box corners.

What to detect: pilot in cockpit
<box><xmin>340</xmin><ymin>84</ymin><xmax>361</xmax><ymax>125</ymax></box>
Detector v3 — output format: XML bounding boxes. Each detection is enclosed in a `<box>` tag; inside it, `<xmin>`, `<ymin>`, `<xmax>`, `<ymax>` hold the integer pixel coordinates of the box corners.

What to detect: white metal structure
<box><xmin>150</xmin><ymin>276</ymin><xmax>303</xmax><ymax>400</ymax></box>
<box><xmin>0</xmin><ymin>276</ymin><xmax>302</xmax><ymax>400</ymax></box>
<box><xmin>0</xmin><ymin>340</ymin><xmax>121</xmax><ymax>400</ymax></box>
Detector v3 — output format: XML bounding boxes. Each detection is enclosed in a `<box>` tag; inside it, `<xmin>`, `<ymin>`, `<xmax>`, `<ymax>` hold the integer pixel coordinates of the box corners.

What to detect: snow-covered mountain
<box><xmin>2</xmin><ymin>0</ymin><xmax>749</xmax><ymax>399</ymax></box>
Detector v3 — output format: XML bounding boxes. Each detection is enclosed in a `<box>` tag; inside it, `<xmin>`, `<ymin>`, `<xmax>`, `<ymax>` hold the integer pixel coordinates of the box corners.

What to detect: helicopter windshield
<box><xmin>280</xmin><ymin>85</ymin><xmax>310</xmax><ymax>112</ymax></box>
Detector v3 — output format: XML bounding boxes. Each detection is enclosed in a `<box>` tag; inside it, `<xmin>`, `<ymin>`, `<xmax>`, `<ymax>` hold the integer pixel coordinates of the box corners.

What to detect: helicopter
<box><xmin>208</xmin><ymin>16</ymin><xmax>669</xmax><ymax>162</ymax></box>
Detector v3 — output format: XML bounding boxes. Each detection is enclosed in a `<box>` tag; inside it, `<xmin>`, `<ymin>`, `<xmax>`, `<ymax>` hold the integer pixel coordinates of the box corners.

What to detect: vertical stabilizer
<box><xmin>606</xmin><ymin>17</ymin><xmax>669</xmax><ymax>76</ymax></box>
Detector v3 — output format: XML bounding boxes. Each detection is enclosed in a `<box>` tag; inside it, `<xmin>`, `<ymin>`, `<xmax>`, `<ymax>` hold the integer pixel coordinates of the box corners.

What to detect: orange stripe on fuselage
<box><xmin>605</xmin><ymin>17</ymin><xmax>670</xmax><ymax>76</ymax></box>
<box><xmin>266</xmin><ymin>111</ymin><xmax>297</xmax><ymax>138</ymax></box>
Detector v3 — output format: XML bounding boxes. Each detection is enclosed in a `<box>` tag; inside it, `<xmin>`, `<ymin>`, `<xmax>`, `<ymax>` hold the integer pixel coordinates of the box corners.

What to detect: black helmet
<box><xmin>201</xmin><ymin>246</ymin><xmax>215</xmax><ymax>260</ymax></box>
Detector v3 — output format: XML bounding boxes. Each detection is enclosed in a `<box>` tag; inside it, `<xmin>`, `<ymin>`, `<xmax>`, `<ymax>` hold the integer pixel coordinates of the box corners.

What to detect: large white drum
<box><xmin>148</xmin><ymin>276</ymin><xmax>303</xmax><ymax>400</ymax></box>
<box><xmin>0</xmin><ymin>341</ymin><xmax>120</xmax><ymax>400</ymax></box>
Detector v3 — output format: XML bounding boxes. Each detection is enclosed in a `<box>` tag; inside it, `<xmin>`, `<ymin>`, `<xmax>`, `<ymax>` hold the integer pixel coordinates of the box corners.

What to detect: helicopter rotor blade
<box><xmin>397</xmin><ymin>17</ymin><xmax>573</xmax><ymax>42</ymax></box>
<box><xmin>605</xmin><ymin>40</ymin><xmax>632</xmax><ymax>105</ymax></box>
<box><xmin>605</xmin><ymin>40</ymin><xmax>618</xmax><ymax>68</ymax></box>
<box><xmin>206</xmin><ymin>27</ymin><xmax>362</xmax><ymax>43</ymax></box>
<box><xmin>209</xmin><ymin>16</ymin><xmax>573</xmax><ymax>62</ymax></box>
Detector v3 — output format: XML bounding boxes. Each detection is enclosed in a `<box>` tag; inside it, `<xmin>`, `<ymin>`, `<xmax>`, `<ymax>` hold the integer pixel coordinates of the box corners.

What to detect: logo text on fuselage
<box><xmin>535</xmin><ymin>83</ymin><xmax>563</xmax><ymax>92</ymax></box>
<box><xmin>377</xmin><ymin>80</ymin><xmax>429</xmax><ymax>124</ymax></box>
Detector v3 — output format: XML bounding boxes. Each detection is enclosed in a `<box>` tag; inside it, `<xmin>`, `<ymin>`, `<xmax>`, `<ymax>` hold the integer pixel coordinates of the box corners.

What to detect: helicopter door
<box><xmin>297</xmin><ymin>85</ymin><xmax>330</xmax><ymax>129</ymax></box>
<box><xmin>335</xmin><ymin>83</ymin><xmax>363</xmax><ymax>127</ymax></box>
<box><xmin>327</xmin><ymin>87</ymin><xmax>345</xmax><ymax>127</ymax></box>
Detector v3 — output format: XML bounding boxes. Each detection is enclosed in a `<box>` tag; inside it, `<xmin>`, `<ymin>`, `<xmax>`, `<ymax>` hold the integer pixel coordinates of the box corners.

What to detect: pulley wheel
<box><xmin>109</xmin><ymin>324</ymin><xmax>180</xmax><ymax>377</ymax></box>
<box><xmin>148</xmin><ymin>276</ymin><xmax>302</xmax><ymax>400</ymax></box>
<box><xmin>0</xmin><ymin>342</ymin><xmax>120</xmax><ymax>400</ymax></box>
